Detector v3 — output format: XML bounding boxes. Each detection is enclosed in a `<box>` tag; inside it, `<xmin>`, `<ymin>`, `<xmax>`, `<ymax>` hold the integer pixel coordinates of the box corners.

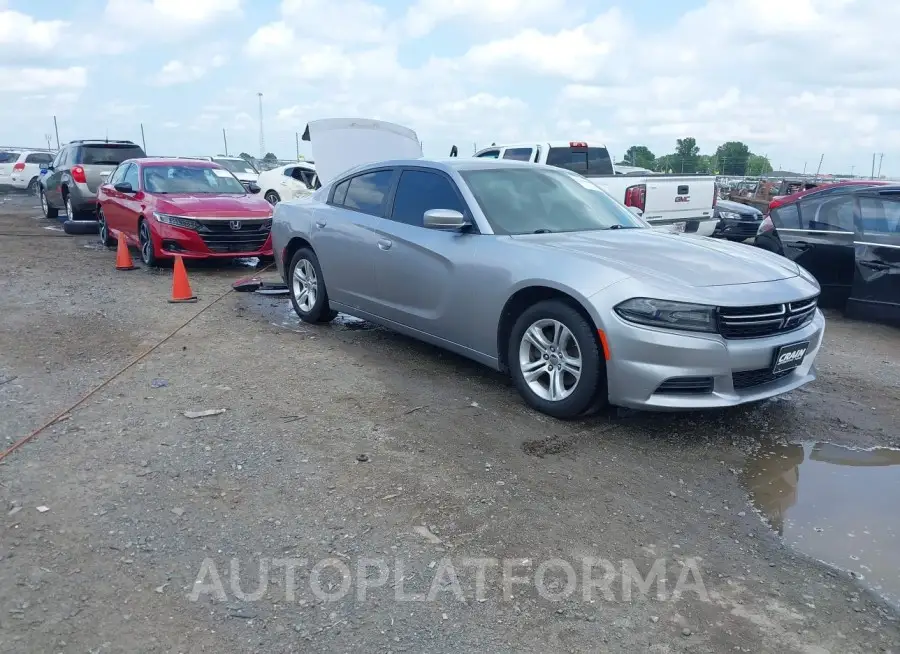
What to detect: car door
<box><xmin>282</xmin><ymin>167</ymin><xmax>312</xmax><ymax>200</ymax></box>
<box><xmin>848</xmin><ymin>192</ymin><xmax>900</xmax><ymax>322</ymax></box>
<box><xmin>45</xmin><ymin>147</ymin><xmax>68</xmax><ymax>206</ymax></box>
<box><xmin>117</xmin><ymin>163</ymin><xmax>144</xmax><ymax>239</ymax></box>
<box><xmin>371</xmin><ymin>167</ymin><xmax>480</xmax><ymax>345</ymax></box>
<box><xmin>311</xmin><ymin>168</ymin><xmax>396</xmax><ymax>312</ymax></box>
<box><xmin>100</xmin><ymin>163</ymin><xmax>129</xmax><ymax>231</ymax></box>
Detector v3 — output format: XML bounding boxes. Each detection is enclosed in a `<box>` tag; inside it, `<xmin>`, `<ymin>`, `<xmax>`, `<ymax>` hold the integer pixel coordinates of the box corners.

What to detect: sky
<box><xmin>0</xmin><ymin>0</ymin><xmax>897</xmax><ymax>176</ymax></box>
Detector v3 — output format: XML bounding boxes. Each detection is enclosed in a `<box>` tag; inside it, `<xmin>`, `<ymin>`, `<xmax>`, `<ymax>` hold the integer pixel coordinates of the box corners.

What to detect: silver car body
<box><xmin>273</xmin><ymin>119</ymin><xmax>825</xmax><ymax>411</ymax></box>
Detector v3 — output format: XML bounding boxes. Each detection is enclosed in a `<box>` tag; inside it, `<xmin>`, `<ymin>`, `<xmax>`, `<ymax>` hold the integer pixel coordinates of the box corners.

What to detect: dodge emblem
<box><xmin>229</xmin><ymin>221</ymin><xmax>242</xmax><ymax>230</ymax></box>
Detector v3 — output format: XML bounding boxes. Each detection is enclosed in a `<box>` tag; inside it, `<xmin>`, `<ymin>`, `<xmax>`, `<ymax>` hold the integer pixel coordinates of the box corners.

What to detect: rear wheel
<box><xmin>289</xmin><ymin>248</ymin><xmax>337</xmax><ymax>323</ymax></box>
<box><xmin>98</xmin><ymin>207</ymin><xmax>115</xmax><ymax>247</ymax></box>
<box><xmin>40</xmin><ymin>187</ymin><xmax>58</xmax><ymax>219</ymax></box>
<box><xmin>64</xmin><ymin>193</ymin><xmax>78</xmax><ymax>220</ymax></box>
<box><xmin>264</xmin><ymin>190</ymin><xmax>280</xmax><ymax>205</ymax></box>
<box><xmin>26</xmin><ymin>177</ymin><xmax>39</xmax><ymax>195</ymax></box>
<box><xmin>508</xmin><ymin>300</ymin><xmax>606</xmax><ymax>419</ymax></box>
<box><xmin>139</xmin><ymin>219</ymin><xmax>159</xmax><ymax>267</ymax></box>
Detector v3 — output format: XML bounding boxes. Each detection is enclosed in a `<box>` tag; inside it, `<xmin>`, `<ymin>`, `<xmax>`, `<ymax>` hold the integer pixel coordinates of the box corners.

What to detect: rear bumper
<box><xmin>154</xmin><ymin>221</ymin><xmax>274</xmax><ymax>259</ymax></box>
<box><xmin>68</xmin><ymin>183</ymin><xmax>99</xmax><ymax>212</ymax></box>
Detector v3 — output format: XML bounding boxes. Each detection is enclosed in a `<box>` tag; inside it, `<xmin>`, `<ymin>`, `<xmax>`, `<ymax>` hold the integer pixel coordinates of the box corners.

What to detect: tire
<box><xmin>289</xmin><ymin>248</ymin><xmax>337</xmax><ymax>323</ymax></box>
<box><xmin>508</xmin><ymin>300</ymin><xmax>606</xmax><ymax>419</ymax></box>
<box><xmin>98</xmin><ymin>207</ymin><xmax>115</xmax><ymax>247</ymax></box>
<box><xmin>40</xmin><ymin>187</ymin><xmax>58</xmax><ymax>219</ymax></box>
<box><xmin>264</xmin><ymin>190</ymin><xmax>280</xmax><ymax>205</ymax></box>
<box><xmin>138</xmin><ymin>219</ymin><xmax>159</xmax><ymax>267</ymax></box>
<box><xmin>26</xmin><ymin>177</ymin><xmax>39</xmax><ymax>195</ymax></box>
<box><xmin>64</xmin><ymin>192</ymin><xmax>79</xmax><ymax>220</ymax></box>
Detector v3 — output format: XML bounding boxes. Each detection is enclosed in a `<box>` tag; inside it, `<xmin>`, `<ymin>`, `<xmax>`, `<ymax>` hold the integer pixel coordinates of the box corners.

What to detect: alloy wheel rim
<box><xmin>140</xmin><ymin>224</ymin><xmax>152</xmax><ymax>263</ymax></box>
<box><xmin>292</xmin><ymin>259</ymin><xmax>318</xmax><ymax>313</ymax></box>
<box><xmin>518</xmin><ymin>318</ymin><xmax>582</xmax><ymax>402</ymax></box>
<box><xmin>40</xmin><ymin>191</ymin><xmax>47</xmax><ymax>213</ymax></box>
<box><xmin>266</xmin><ymin>192</ymin><xmax>279</xmax><ymax>205</ymax></box>
<box><xmin>65</xmin><ymin>197</ymin><xmax>72</xmax><ymax>217</ymax></box>
<box><xmin>98</xmin><ymin>210</ymin><xmax>108</xmax><ymax>243</ymax></box>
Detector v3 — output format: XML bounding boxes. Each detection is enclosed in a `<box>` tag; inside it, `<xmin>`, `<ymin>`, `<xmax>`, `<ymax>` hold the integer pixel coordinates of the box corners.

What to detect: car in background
<box><xmin>712</xmin><ymin>198</ymin><xmax>764</xmax><ymax>242</ymax></box>
<box><xmin>96</xmin><ymin>158</ymin><xmax>273</xmax><ymax>266</ymax></box>
<box><xmin>273</xmin><ymin>118</ymin><xmax>824</xmax><ymax>419</ymax></box>
<box><xmin>755</xmin><ymin>182</ymin><xmax>899</xmax><ymax>320</ymax></box>
<box><xmin>257</xmin><ymin>161</ymin><xmax>319</xmax><ymax>205</ymax></box>
<box><xmin>0</xmin><ymin>150</ymin><xmax>54</xmax><ymax>193</ymax></box>
<box><xmin>184</xmin><ymin>156</ymin><xmax>260</xmax><ymax>190</ymax></box>
<box><xmin>39</xmin><ymin>139</ymin><xmax>146</xmax><ymax>223</ymax></box>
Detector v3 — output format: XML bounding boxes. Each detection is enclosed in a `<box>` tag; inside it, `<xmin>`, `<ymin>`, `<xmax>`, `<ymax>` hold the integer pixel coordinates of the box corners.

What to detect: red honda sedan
<box><xmin>96</xmin><ymin>158</ymin><xmax>274</xmax><ymax>265</ymax></box>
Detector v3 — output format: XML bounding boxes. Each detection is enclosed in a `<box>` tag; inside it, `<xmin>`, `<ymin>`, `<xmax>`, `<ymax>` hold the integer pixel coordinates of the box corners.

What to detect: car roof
<box><xmin>136</xmin><ymin>158</ymin><xmax>220</xmax><ymax>168</ymax></box>
<box><xmin>778</xmin><ymin>180</ymin><xmax>890</xmax><ymax>204</ymax></box>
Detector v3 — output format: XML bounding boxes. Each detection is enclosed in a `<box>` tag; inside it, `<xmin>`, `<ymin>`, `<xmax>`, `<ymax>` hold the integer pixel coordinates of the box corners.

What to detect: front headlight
<box><xmin>153</xmin><ymin>212</ymin><xmax>200</xmax><ymax>231</ymax></box>
<box><xmin>614</xmin><ymin>298</ymin><xmax>717</xmax><ymax>333</ymax></box>
<box><xmin>717</xmin><ymin>210</ymin><xmax>741</xmax><ymax>220</ymax></box>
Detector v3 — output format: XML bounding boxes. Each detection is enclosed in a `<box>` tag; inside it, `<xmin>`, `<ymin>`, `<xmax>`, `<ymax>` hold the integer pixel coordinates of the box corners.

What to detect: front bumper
<box><xmin>713</xmin><ymin>217</ymin><xmax>762</xmax><ymax>241</ymax></box>
<box><xmin>604</xmin><ymin>309</ymin><xmax>825</xmax><ymax>410</ymax></box>
<box><xmin>153</xmin><ymin>221</ymin><xmax>274</xmax><ymax>259</ymax></box>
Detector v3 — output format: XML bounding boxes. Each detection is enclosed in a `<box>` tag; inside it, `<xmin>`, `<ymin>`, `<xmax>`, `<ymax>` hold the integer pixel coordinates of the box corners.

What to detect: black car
<box><xmin>755</xmin><ymin>184</ymin><xmax>900</xmax><ymax>324</ymax></box>
<box><xmin>711</xmin><ymin>199</ymin><xmax>763</xmax><ymax>241</ymax></box>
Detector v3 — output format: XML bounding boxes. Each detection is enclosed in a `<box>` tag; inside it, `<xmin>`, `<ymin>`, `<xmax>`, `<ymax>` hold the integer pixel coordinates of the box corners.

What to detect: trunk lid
<box><xmin>301</xmin><ymin>118</ymin><xmax>422</xmax><ymax>185</ymax></box>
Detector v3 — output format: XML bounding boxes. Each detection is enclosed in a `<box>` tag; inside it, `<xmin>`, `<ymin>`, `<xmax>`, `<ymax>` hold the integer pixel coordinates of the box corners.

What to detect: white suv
<box><xmin>0</xmin><ymin>150</ymin><xmax>55</xmax><ymax>193</ymax></box>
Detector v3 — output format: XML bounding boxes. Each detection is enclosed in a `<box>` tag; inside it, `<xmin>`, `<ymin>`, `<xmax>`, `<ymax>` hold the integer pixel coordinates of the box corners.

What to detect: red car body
<box><xmin>768</xmin><ymin>180</ymin><xmax>891</xmax><ymax>213</ymax></box>
<box><xmin>97</xmin><ymin>158</ymin><xmax>274</xmax><ymax>263</ymax></box>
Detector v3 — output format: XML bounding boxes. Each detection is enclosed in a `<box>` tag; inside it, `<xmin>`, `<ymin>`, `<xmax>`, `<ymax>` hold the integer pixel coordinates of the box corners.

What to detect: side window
<box><xmin>342</xmin><ymin>170</ymin><xmax>393</xmax><ymax>216</ymax></box>
<box><xmin>282</xmin><ymin>167</ymin><xmax>295</xmax><ymax>178</ymax></box>
<box><xmin>26</xmin><ymin>153</ymin><xmax>53</xmax><ymax>164</ymax></box>
<box><xmin>51</xmin><ymin>149</ymin><xmax>64</xmax><ymax>168</ymax></box>
<box><xmin>799</xmin><ymin>195</ymin><xmax>855</xmax><ymax>232</ymax></box>
<box><xmin>502</xmin><ymin>147</ymin><xmax>533</xmax><ymax>162</ymax></box>
<box><xmin>331</xmin><ymin>179</ymin><xmax>350</xmax><ymax>205</ymax></box>
<box><xmin>55</xmin><ymin>147</ymin><xmax>69</xmax><ymax>167</ymax></box>
<box><xmin>122</xmin><ymin>164</ymin><xmax>139</xmax><ymax>189</ymax></box>
<box><xmin>108</xmin><ymin>164</ymin><xmax>127</xmax><ymax>185</ymax></box>
<box><xmin>390</xmin><ymin>170</ymin><xmax>466</xmax><ymax>227</ymax></box>
<box><xmin>859</xmin><ymin>196</ymin><xmax>900</xmax><ymax>234</ymax></box>
<box><xmin>476</xmin><ymin>149</ymin><xmax>500</xmax><ymax>159</ymax></box>
<box><xmin>770</xmin><ymin>204</ymin><xmax>800</xmax><ymax>229</ymax></box>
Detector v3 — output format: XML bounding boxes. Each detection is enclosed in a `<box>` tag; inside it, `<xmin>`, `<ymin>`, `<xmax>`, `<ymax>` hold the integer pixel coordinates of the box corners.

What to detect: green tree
<box><xmin>714</xmin><ymin>141</ymin><xmax>751</xmax><ymax>175</ymax></box>
<box><xmin>238</xmin><ymin>152</ymin><xmax>254</xmax><ymax>161</ymax></box>
<box><xmin>747</xmin><ymin>154</ymin><xmax>773</xmax><ymax>176</ymax></box>
<box><xmin>696</xmin><ymin>155</ymin><xmax>715</xmax><ymax>174</ymax></box>
<box><xmin>672</xmin><ymin>137</ymin><xmax>700</xmax><ymax>173</ymax></box>
<box><xmin>263</xmin><ymin>152</ymin><xmax>278</xmax><ymax>162</ymax></box>
<box><xmin>620</xmin><ymin>145</ymin><xmax>656</xmax><ymax>169</ymax></box>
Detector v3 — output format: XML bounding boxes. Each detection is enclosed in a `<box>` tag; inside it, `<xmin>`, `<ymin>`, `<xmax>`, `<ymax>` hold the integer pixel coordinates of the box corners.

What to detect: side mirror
<box><xmin>423</xmin><ymin>209</ymin><xmax>469</xmax><ymax>230</ymax></box>
<box><xmin>627</xmin><ymin>206</ymin><xmax>643</xmax><ymax>217</ymax></box>
<box><xmin>114</xmin><ymin>182</ymin><xmax>134</xmax><ymax>193</ymax></box>
<box><xmin>247</xmin><ymin>182</ymin><xmax>261</xmax><ymax>194</ymax></box>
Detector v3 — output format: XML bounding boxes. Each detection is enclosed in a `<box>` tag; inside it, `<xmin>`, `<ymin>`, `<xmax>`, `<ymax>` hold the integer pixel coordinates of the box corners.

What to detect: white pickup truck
<box><xmin>473</xmin><ymin>141</ymin><xmax>718</xmax><ymax>236</ymax></box>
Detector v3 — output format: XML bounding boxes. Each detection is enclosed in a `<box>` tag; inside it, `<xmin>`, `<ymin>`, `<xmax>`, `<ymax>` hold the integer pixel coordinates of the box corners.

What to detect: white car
<box><xmin>181</xmin><ymin>155</ymin><xmax>260</xmax><ymax>189</ymax></box>
<box><xmin>0</xmin><ymin>150</ymin><xmax>54</xmax><ymax>192</ymax></box>
<box><xmin>257</xmin><ymin>161</ymin><xmax>318</xmax><ymax>205</ymax></box>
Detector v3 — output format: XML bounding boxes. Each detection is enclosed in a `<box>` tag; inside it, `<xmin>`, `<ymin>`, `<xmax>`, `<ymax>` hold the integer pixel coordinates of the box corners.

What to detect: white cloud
<box><xmin>152</xmin><ymin>55</ymin><xmax>226</xmax><ymax>86</ymax></box>
<box><xmin>402</xmin><ymin>0</ymin><xmax>575</xmax><ymax>38</ymax></box>
<box><xmin>0</xmin><ymin>66</ymin><xmax>87</xmax><ymax>92</ymax></box>
<box><xmin>0</xmin><ymin>10</ymin><xmax>67</xmax><ymax>55</ymax></box>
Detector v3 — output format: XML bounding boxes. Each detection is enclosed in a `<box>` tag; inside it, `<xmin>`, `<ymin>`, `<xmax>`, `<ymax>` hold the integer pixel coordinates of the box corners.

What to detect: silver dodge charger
<box><xmin>273</xmin><ymin>144</ymin><xmax>824</xmax><ymax>418</ymax></box>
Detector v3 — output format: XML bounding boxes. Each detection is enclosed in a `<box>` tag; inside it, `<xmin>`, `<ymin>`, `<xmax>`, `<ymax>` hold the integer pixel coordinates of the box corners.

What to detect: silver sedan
<box><xmin>272</xmin><ymin>158</ymin><xmax>825</xmax><ymax>418</ymax></box>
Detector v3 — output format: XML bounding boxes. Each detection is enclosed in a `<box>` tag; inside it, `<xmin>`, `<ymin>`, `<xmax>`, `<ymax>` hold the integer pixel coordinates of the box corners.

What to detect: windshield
<box><xmin>79</xmin><ymin>144</ymin><xmax>145</xmax><ymax>165</ymax></box>
<box><xmin>213</xmin><ymin>157</ymin><xmax>258</xmax><ymax>174</ymax></box>
<box><xmin>142</xmin><ymin>165</ymin><xmax>247</xmax><ymax>194</ymax></box>
<box><xmin>459</xmin><ymin>167</ymin><xmax>647</xmax><ymax>235</ymax></box>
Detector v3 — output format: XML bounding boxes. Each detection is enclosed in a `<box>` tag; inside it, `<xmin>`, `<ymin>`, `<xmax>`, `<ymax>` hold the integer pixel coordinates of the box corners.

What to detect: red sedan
<box><xmin>96</xmin><ymin>158</ymin><xmax>274</xmax><ymax>266</ymax></box>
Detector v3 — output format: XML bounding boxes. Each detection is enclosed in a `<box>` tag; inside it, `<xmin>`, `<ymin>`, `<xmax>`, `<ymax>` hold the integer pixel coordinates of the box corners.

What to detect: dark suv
<box><xmin>39</xmin><ymin>140</ymin><xmax>146</xmax><ymax>223</ymax></box>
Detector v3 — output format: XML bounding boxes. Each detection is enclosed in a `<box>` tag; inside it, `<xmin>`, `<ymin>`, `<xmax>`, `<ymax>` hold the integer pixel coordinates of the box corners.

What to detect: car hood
<box><xmin>513</xmin><ymin>229</ymin><xmax>800</xmax><ymax>288</ymax></box>
<box><xmin>154</xmin><ymin>194</ymin><xmax>273</xmax><ymax>218</ymax></box>
<box><xmin>232</xmin><ymin>172</ymin><xmax>259</xmax><ymax>182</ymax></box>
<box><xmin>301</xmin><ymin>118</ymin><xmax>422</xmax><ymax>185</ymax></box>
<box><xmin>716</xmin><ymin>199</ymin><xmax>762</xmax><ymax>215</ymax></box>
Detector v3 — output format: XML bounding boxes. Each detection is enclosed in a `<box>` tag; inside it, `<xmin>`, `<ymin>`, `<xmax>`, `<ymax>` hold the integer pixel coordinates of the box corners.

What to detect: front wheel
<box><xmin>289</xmin><ymin>248</ymin><xmax>337</xmax><ymax>323</ymax></box>
<box><xmin>98</xmin><ymin>207</ymin><xmax>115</xmax><ymax>247</ymax></box>
<box><xmin>508</xmin><ymin>300</ymin><xmax>606</xmax><ymax>419</ymax></box>
<box><xmin>264</xmin><ymin>190</ymin><xmax>280</xmax><ymax>205</ymax></box>
<box><xmin>138</xmin><ymin>219</ymin><xmax>159</xmax><ymax>267</ymax></box>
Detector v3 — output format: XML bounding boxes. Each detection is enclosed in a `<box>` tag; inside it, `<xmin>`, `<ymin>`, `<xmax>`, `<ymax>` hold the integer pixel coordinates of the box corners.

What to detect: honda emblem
<box><xmin>229</xmin><ymin>221</ymin><xmax>242</xmax><ymax>230</ymax></box>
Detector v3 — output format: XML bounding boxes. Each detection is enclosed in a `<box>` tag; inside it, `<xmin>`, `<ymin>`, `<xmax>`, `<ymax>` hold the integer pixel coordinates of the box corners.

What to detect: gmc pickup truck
<box><xmin>473</xmin><ymin>141</ymin><xmax>718</xmax><ymax>236</ymax></box>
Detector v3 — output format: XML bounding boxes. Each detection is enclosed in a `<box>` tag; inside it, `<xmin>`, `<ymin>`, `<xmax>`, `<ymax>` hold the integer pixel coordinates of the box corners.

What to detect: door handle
<box><xmin>377</xmin><ymin>238</ymin><xmax>392</xmax><ymax>250</ymax></box>
<box><xmin>860</xmin><ymin>261</ymin><xmax>890</xmax><ymax>271</ymax></box>
<box><xmin>315</xmin><ymin>220</ymin><xmax>326</xmax><ymax>228</ymax></box>
<box><xmin>792</xmin><ymin>241</ymin><xmax>810</xmax><ymax>250</ymax></box>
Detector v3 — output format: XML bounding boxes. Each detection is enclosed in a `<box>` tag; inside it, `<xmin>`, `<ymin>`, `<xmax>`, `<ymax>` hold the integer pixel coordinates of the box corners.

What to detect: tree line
<box><xmin>618</xmin><ymin>139</ymin><xmax>774</xmax><ymax>176</ymax></box>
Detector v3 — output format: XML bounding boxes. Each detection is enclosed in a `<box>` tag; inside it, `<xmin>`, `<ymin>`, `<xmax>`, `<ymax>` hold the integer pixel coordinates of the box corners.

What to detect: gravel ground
<box><xmin>1</xmin><ymin>194</ymin><xmax>898</xmax><ymax>653</ymax></box>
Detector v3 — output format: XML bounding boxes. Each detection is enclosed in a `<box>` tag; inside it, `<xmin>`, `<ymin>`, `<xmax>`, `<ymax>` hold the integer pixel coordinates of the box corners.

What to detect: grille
<box><xmin>196</xmin><ymin>218</ymin><xmax>271</xmax><ymax>253</ymax></box>
<box><xmin>655</xmin><ymin>376</ymin><xmax>714</xmax><ymax>395</ymax></box>
<box><xmin>732</xmin><ymin>368</ymin><xmax>793</xmax><ymax>390</ymax></box>
<box><xmin>717</xmin><ymin>296</ymin><xmax>817</xmax><ymax>339</ymax></box>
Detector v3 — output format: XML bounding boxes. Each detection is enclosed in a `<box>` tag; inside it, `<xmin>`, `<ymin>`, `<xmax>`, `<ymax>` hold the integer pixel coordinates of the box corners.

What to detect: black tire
<box><xmin>63</xmin><ymin>191</ymin><xmax>80</xmax><ymax>220</ymax></box>
<box><xmin>508</xmin><ymin>300</ymin><xmax>606</xmax><ymax>419</ymax></box>
<box><xmin>26</xmin><ymin>177</ymin><xmax>39</xmax><ymax>195</ymax></box>
<box><xmin>98</xmin><ymin>207</ymin><xmax>115</xmax><ymax>247</ymax></box>
<box><xmin>289</xmin><ymin>247</ymin><xmax>337</xmax><ymax>323</ymax></box>
<box><xmin>138</xmin><ymin>219</ymin><xmax>159</xmax><ymax>267</ymax></box>
<box><xmin>40</xmin><ymin>187</ymin><xmax>58</xmax><ymax>219</ymax></box>
<box><xmin>264</xmin><ymin>190</ymin><xmax>280</xmax><ymax>205</ymax></box>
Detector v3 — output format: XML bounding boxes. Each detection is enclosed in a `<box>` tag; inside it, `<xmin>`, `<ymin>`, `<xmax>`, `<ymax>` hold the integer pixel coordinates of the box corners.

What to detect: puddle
<box><xmin>743</xmin><ymin>442</ymin><xmax>900</xmax><ymax>607</ymax></box>
<box><xmin>234</xmin><ymin>257</ymin><xmax>261</xmax><ymax>268</ymax></box>
<box><xmin>263</xmin><ymin>301</ymin><xmax>377</xmax><ymax>333</ymax></box>
<box><xmin>332</xmin><ymin>313</ymin><xmax>376</xmax><ymax>331</ymax></box>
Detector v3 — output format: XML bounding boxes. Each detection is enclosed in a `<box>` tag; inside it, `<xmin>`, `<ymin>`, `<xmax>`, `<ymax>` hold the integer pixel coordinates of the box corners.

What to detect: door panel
<box><xmin>120</xmin><ymin>164</ymin><xmax>143</xmax><ymax>240</ymax></box>
<box><xmin>848</xmin><ymin>195</ymin><xmax>900</xmax><ymax>323</ymax></box>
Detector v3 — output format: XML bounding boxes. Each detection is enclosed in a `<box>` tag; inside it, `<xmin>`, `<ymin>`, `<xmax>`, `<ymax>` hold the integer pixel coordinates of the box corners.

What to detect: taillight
<box><xmin>12</xmin><ymin>163</ymin><xmax>25</xmax><ymax>172</ymax></box>
<box><xmin>757</xmin><ymin>215</ymin><xmax>774</xmax><ymax>236</ymax></box>
<box><xmin>569</xmin><ymin>141</ymin><xmax>587</xmax><ymax>148</ymax></box>
<box><xmin>624</xmin><ymin>183</ymin><xmax>646</xmax><ymax>212</ymax></box>
<box><xmin>71</xmin><ymin>165</ymin><xmax>86</xmax><ymax>184</ymax></box>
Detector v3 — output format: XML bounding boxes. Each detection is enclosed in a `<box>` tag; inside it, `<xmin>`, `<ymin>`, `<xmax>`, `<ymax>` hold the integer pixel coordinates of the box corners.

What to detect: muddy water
<box><xmin>744</xmin><ymin>442</ymin><xmax>900</xmax><ymax>607</ymax></box>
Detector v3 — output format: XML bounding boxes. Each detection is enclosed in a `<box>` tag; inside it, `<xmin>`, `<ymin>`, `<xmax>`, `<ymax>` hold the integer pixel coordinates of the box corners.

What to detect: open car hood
<box><xmin>301</xmin><ymin>118</ymin><xmax>422</xmax><ymax>185</ymax></box>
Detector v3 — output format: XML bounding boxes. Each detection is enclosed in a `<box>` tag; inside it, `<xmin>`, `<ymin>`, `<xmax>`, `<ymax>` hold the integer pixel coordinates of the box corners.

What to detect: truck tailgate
<box><xmin>641</xmin><ymin>176</ymin><xmax>715</xmax><ymax>223</ymax></box>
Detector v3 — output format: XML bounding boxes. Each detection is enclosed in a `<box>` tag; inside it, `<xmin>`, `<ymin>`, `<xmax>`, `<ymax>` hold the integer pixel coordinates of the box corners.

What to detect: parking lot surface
<box><xmin>1</xmin><ymin>194</ymin><xmax>899</xmax><ymax>653</ymax></box>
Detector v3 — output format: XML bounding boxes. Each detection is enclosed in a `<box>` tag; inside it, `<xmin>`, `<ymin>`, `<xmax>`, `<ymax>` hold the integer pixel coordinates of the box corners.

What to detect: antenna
<box><xmin>257</xmin><ymin>92</ymin><xmax>265</xmax><ymax>159</ymax></box>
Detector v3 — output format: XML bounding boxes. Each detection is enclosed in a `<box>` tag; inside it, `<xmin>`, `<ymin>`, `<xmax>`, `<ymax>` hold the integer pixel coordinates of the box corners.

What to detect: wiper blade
<box><xmin>532</xmin><ymin>229</ymin><xmax>553</xmax><ymax>234</ymax></box>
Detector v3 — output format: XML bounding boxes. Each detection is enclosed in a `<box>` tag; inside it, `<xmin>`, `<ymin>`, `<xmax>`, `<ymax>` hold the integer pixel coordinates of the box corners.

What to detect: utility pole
<box><xmin>222</xmin><ymin>129</ymin><xmax>229</xmax><ymax>156</ymax></box>
<box><xmin>257</xmin><ymin>92</ymin><xmax>265</xmax><ymax>159</ymax></box>
<box><xmin>877</xmin><ymin>153</ymin><xmax>884</xmax><ymax>178</ymax></box>
<box><xmin>140</xmin><ymin>123</ymin><xmax>147</xmax><ymax>153</ymax></box>
<box><xmin>52</xmin><ymin>116</ymin><xmax>60</xmax><ymax>149</ymax></box>
<box><xmin>295</xmin><ymin>132</ymin><xmax>300</xmax><ymax>160</ymax></box>
<box><xmin>850</xmin><ymin>165</ymin><xmax>855</xmax><ymax>177</ymax></box>
<box><xmin>814</xmin><ymin>154</ymin><xmax>824</xmax><ymax>181</ymax></box>
<box><xmin>871</xmin><ymin>153</ymin><xmax>876</xmax><ymax>178</ymax></box>
<box><xmin>802</xmin><ymin>161</ymin><xmax>807</xmax><ymax>175</ymax></box>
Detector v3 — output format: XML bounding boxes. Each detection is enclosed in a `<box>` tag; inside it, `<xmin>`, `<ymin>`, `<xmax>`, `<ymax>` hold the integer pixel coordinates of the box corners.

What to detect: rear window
<box><xmin>25</xmin><ymin>152</ymin><xmax>53</xmax><ymax>164</ymax></box>
<box><xmin>0</xmin><ymin>151</ymin><xmax>20</xmax><ymax>163</ymax></box>
<box><xmin>546</xmin><ymin>146</ymin><xmax>614</xmax><ymax>176</ymax></box>
<box><xmin>77</xmin><ymin>144</ymin><xmax>146</xmax><ymax>166</ymax></box>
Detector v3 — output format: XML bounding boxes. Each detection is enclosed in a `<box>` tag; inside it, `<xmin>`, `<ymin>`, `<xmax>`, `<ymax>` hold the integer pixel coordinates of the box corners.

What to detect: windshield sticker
<box><xmin>211</xmin><ymin>168</ymin><xmax>232</xmax><ymax>178</ymax></box>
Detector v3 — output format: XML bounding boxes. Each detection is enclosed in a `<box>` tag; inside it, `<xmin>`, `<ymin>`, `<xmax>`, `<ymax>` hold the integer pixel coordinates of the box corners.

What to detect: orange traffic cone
<box><xmin>169</xmin><ymin>255</ymin><xmax>198</xmax><ymax>303</ymax></box>
<box><xmin>114</xmin><ymin>230</ymin><xmax>136</xmax><ymax>270</ymax></box>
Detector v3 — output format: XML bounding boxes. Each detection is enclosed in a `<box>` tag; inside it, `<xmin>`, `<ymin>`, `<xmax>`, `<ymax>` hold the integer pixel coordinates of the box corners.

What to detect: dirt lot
<box><xmin>1</xmin><ymin>193</ymin><xmax>899</xmax><ymax>653</ymax></box>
